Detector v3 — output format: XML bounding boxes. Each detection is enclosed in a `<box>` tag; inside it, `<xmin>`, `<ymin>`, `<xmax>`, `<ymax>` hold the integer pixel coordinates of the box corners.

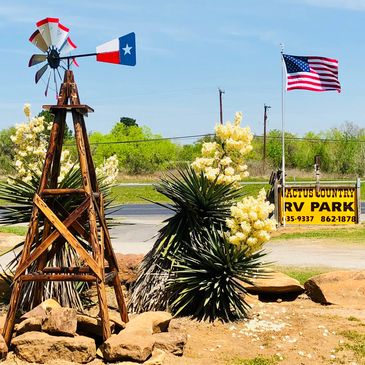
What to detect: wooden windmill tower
<box><xmin>2</xmin><ymin>18</ymin><xmax>136</xmax><ymax>346</ymax></box>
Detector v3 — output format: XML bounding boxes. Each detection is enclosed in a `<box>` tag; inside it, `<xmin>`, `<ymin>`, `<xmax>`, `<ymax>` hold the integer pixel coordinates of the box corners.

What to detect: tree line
<box><xmin>0</xmin><ymin>114</ymin><xmax>364</xmax><ymax>176</ymax></box>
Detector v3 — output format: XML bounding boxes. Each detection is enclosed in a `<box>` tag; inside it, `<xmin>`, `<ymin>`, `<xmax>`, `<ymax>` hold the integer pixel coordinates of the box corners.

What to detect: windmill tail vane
<box><xmin>28</xmin><ymin>17</ymin><xmax>136</xmax><ymax>96</ymax></box>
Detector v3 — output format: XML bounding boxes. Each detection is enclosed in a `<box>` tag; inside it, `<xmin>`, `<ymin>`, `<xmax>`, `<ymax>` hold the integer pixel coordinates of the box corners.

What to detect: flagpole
<box><xmin>280</xmin><ymin>44</ymin><xmax>286</xmax><ymax>227</ymax></box>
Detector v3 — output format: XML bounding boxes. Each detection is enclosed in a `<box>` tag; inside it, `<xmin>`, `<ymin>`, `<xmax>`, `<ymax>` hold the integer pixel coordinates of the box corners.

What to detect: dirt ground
<box><xmin>0</xmin><ymin>231</ymin><xmax>364</xmax><ymax>364</ymax></box>
<box><xmin>167</xmin><ymin>296</ymin><xmax>365</xmax><ymax>365</ymax></box>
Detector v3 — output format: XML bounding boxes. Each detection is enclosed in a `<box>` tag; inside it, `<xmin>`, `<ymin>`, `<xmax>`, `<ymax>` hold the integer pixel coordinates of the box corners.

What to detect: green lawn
<box><xmin>0</xmin><ymin>225</ymin><xmax>27</xmax><ymax>236</ymax></box>
<box><xmin>110</xmin><ymin>185</ymin><xmax>170</xmax><ymax>204</ymax></box>
<box><xmin>271</xmin><ymin>265</ymin><xmax>330</xmax><ymax>284</ymax></box>
<box><xmin>272</xmin><ymin>226</ymin><xmax>365</xmax><ymax>243</ymax></box>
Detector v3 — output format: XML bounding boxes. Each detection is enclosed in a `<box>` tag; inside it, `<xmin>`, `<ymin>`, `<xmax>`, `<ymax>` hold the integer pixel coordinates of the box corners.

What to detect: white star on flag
<box><xmin>122</xmin><ymin>44</ymin><xmax>132</xmax><ymax>55</ymax></box>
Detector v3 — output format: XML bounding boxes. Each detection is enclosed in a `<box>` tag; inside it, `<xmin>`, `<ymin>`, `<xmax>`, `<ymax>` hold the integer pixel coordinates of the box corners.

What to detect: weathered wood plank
<box><xmin>14</xmin><ymin>197</ymin><xmax>90</xmax><ymax>281</ymax></box>
<box><xmin>20</xmin><ymin>274</ymin><xmax>96</xmax><ymax>282</ymax></box>
<box><xmin>33</xmin><ymin>194</ymin><xmax>102</xmax><ymax>280</ymax></box>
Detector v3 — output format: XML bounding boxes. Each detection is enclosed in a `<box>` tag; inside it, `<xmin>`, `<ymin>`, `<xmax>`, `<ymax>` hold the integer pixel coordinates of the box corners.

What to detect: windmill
<box><xmin>2</xmin><ymin>18</ymin><xmax>136</xmax><ymax>347</ymax></box>
<box><xmin>28</xmin><ymin>17</ymin><xmax>136</xmax><ymax>96</ymax></box>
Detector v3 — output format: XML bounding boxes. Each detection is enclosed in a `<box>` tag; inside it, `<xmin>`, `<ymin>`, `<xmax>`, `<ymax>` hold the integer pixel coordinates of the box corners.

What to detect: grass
<box><xmin>271</xmin><ymin>265</ymin><xmax>329</xmax><ymax>285</ymax></box>
<box><xmin>272</xmin><ymin>226</ymin><xmax>365</xmax><ymax>243</ymax></box>
<box><xmin>0</xmin><ymin>225</ymin><xmax>27</xmax><ymax>236</ymax></box>
<box><xmin>110</xmin><ymin>185</ymin><xmax>170</xmax><ymax>204</ymax></box>
<box><xmin>339</xmin><ymin>330</ymin><xmax>365</xmax><ymax>363</ymax></box>
<box><xmin>227</xmin><ymin>356</ymin><xmax>280</xmax><ymax>365</ymax></box>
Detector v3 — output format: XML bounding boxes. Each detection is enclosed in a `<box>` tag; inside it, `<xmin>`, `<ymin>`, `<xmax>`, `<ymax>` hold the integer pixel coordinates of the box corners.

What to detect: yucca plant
<box><xmin>129</xmin><ymin>166</ymin><xmax>245</xmax><ymax>312</ymax></box>
<box><xmin>167</xmin><ymin>229</ymin><xmax>268</xmax><ymax>322</ymax></box>
<box><xmin>0</xmin><ymin>166</ymin><xmax>115</xmax><ymax>310</ymax></box>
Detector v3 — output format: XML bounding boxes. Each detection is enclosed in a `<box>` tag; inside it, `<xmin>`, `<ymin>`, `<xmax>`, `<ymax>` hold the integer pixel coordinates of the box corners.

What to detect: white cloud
<box><xmin>302</xmin><ymin>0</ymin><xmax>365</xmax><ymax>11</ymax></box>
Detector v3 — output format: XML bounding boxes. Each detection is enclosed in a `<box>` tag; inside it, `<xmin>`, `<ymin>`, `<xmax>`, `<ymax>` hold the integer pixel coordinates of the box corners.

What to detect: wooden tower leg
<box><xmin>34</xmin><ymin>111</ymin><xmax>67</xmax><ymax>306</ymax></box>
<box><xmin>72</xmin><ymin>110</ymin><xmax>111</xmax><ymax>340</ymax></box>
<box><xmin>98</xmin><ymin>194</ymin><xmax>129</xmax><ymax>323</ymax></box>
<box><xmin>2</xmin><ymin>280</ymin><xmax>23</xmax><ymax>345</ymax></box>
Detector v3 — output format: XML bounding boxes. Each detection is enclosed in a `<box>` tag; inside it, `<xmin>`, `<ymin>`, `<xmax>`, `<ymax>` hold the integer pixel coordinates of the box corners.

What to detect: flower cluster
<box><xmin>226</xmin><ymin>189</ymin><xmax>276</xmax><ymax>253</ymax></box>
<box><xmin>10</xmin><ymin>104</ymin><xmax>119</xmax><ymax>185</ymax></box>
<box><xmin>95</xmin><ymin>155</ymin><xmax>119</xmax><ymax>185</ymax></box>
<box><xmin>191</xmin><ymin>112</ymin><xmax>253</xmax><ymax>185</ymax></box>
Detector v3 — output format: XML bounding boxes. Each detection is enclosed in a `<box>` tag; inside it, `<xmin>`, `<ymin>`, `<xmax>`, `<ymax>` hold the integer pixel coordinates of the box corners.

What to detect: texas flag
<box><xmin>96</xmin><ymin>32</ymin><xmax>136</xmax><ymax>66</ymax></box>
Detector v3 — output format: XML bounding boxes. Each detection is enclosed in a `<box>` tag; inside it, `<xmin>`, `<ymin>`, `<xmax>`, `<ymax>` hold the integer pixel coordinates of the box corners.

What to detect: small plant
<box><xmin>167</xmin><ymin>229</ymin><xmax>267</xmax><ymax>321</ymax></box>
<box><xmin>227</xmin><ymin>355</ymin><xmax>280</xmax><ymax>365</ymax></box>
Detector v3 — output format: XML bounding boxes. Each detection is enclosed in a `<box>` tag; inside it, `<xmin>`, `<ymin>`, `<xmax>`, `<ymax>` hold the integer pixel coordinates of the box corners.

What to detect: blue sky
<box><xmin>0</xmin><ymin>0</ymin><xmax>364</xmax><ymax>140</ymax></box>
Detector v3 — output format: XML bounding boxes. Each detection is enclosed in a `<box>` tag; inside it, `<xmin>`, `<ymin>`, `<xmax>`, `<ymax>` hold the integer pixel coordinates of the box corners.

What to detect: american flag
<box><xmin>283</xmin><ymin>54</ymin><xmax>341</xmax><ymax>93</ymax></box>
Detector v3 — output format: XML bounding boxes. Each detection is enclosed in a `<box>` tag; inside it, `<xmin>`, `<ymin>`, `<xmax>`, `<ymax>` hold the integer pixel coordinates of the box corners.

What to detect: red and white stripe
<box><xmin>286</xmin><ymin>56</ymin><xmax>341</xmax><ymax>93</ymax></box>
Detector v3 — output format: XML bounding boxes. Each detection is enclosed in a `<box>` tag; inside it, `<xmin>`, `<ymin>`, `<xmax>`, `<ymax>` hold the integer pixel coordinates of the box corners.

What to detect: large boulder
<box><xmin>99</xmin><ymin>331</ymin><xmax>155</xmax><ymax>362</ymax></box>
<box><xmin>12</xmin><ymin>331</ymin><xmax>96</xmax><ymax>363</ymax></box>
<box><xmin>20</xmin><ymin>298</ymin><xmax>61</xmax><ymax>320</ymax></box>
<box><xmin>15</xmin><ymin>316</ymin><xmax>43</xmax><ymax>335</ymax></box>
<box><xmin>126</xmin><ymin>311</ymin><xmax>172</xmax><ymax>335</ymax></box>
<box><xmin>304</xmin><ymin>270</ymin><xmax>365</xmax><ymax>307</ymax></box>
<box><xmin>243</xmin><ymin>272</ymin><xmax>304</xmax><ymax>294</ymax></box>
<box><xmin>153</xmin><ymin>332</ymin><xmax>186</xmax><ymax>356</ymax></box>
<box><xmin>42</xmin><ymin>307</ymin><xmax>77</xmax><ymax>336</ymax></box>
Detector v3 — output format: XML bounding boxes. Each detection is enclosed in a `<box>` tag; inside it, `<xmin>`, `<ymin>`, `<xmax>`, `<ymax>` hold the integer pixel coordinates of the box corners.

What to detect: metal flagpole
<box><xmin>280</xmin><ymin>44</ymin><xmax>286</xmax><ymax>227</ymax></box>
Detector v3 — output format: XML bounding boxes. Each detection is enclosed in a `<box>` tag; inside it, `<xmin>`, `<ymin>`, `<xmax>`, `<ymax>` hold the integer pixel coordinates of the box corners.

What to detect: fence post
<box><xmin>356</xmin><ymin>178</ymin><xmax>361</xmax><ymax>224</ymax></box>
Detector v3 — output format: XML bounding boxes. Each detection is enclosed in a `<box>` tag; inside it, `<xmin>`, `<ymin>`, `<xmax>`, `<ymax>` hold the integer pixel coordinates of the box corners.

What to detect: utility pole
<box><xmin>218</xmin><ymin>88</ymin><xmax>225</xmax><ymax>124</ymax></box>
<box><xmin>263</xmin><ymin>104</ymin><xmax>271</xmax><ymax>173</ymax></box>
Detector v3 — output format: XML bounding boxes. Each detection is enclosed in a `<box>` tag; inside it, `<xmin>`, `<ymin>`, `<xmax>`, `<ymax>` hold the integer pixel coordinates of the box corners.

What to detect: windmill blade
<box><xmin>29</xmin><ymin>30</ymin><xmax>48</xmax><ymax>52</ymax></box>
<box><xmin>28</xmin><ymin>54</ymin><xmax>47</xmax><ymax>67</ymax></box>
<box><xmin>53</xmin><ymin>69</ymin><xmax>58</xmax><ymax>97</ymax></box>
<box><xmin>96</xmin><ymin>32</ymin><xmax>136</xmax><ymax>66</ymax></box>
<box><xmin>44</xmin><ymin>71</ymin><xmax>51</xmax><ymax>97</ymax></box>
<box><xmin>36</xmin><ymin>17</ymin><xmax>59</xmax><ymax>48</ymax></box>
<box><xmin>35</xmin><ymin>64</ymin><xmax>48</xmax><ymax>84</ymax></box>
<box><xmin>60</xmin><ymin>37</ymin><xmax>76</xmax><ymax>55</ymax></box>
<box><xmin>54</xmin><ymin>22</ymin><xmax>69</xmax><ymax>50</ymax></box>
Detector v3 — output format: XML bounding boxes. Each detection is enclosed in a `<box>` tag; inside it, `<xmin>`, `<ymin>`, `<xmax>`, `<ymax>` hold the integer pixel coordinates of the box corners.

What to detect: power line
<box><xmin>64</xmin><ymin>133</ymin><xmax>365</xmax><ymax>146</ymax></box>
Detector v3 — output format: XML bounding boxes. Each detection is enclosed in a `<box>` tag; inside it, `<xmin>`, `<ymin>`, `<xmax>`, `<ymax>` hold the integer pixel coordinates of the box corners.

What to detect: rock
<box><xmin>77</xmin><ymin>314</ymin><xmax>115</xmax><ymax>338</ymax></box>
<box><xmin>153</xmin><ymin>332</ymin><xmax>186</xmax><ymax>356</ymax></box>
<box><xmin>20</xmin><ymin>298</ymin><xmax>61</xmax><ymax>320</ymax></box>
<box><xmin>144</xmin><ymin>348</ymin><xmax>166</xmax><ymax>365</ymax></box>
<box><xmin>304</xmin><ymin>270</ymin><xmax>365</xmax><ymax>307</ymax></box>
<box><xmin>15</xmin><ymin>316</ymin><xmax>43</xmax><ymax>335</ymax></box>
<box><xmin>0</xmin><ymin>315</ymin><xmax>6</xmax><ymax>332</ymax></box>
<box><xmin>167</xmin><ymin>318</ymin><xmax>184</xmax><ymax>333</ymax></box>
<box><xmin>12</xmin><ymin>331</ymin><xmax>95</xmax><ymax>363</ymax></box>
<box><xmin>243</xmin><ymin>272</ymin><xmax>304</xmax><ymax>294</ymax></box>
<box><xmin>0</xmin><ymin>334</ymin><xmax>8</xmax><ymax>359</ymax></box>
<box><xmin>126</xmin><ymin>311</ymin><xmax>172</xmax><ymax>334</ymax></box>
<box><xmin>42</xmin><ymin>307</ymin><xmax>77</xmax><ymax>336</ymax></box>
<box><xmin>99</xmin><ymin>331</ymin><xmax>155</xmax><ymax>362</ymax></box>
<box><xmin>115</xmin><ymin>253</ymin><xmax>144</xmax><ymax>286</ymax></box>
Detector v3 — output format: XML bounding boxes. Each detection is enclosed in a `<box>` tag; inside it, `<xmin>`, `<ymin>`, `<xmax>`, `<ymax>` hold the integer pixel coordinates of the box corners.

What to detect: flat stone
<box><xmin>15</xmin><ymin>316</ymin><xmax>43</xmax><ymax>335</ymax></box>
<box><xmin>126</xmin><ymin>311</ymin><xmax>172</xmax><ymax>335</ymax></box>
<box><xmin>20</xmin><ymin>298</ymin><xmax>61</xmax><ymax>320</ymax></box>
<box><xmin>305</xmin><ymin>270</ymin><xmax>365</xmax><ymax>307</ymax></box>
<box><xmin>243</xmin><ymin>272</ymin><xmax>304</xmax><ymax>294</ymax></box>
<box><xmin>99</xmin><ymin>331</ymin><xmax>155</xmax><ymax>362</ymax></box>
<box><xmin>77</xmin><ymin>314</ymin><xmax>115</xmax><ymax>338</ymax></box>
<box><xmin>42</xmin><ymin>307</ymin><xmax>77</xmax><ymax>336</ymax></box>
<box><xmin>153</xmin><ymin>332</ymin><xmax>186</xmax><ymax>356</ymax></box>
<box><xmin>12</xmin><ymin>331</ymin><xmax>96</xmax><ymax>363</ymax></box>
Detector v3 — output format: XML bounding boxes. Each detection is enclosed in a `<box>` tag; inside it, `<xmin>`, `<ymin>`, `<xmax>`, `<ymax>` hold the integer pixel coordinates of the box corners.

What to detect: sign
<box><xmin>279</xmin><ymin>186</ymin><xmax>359</xmax><ymax>225</ymax></box>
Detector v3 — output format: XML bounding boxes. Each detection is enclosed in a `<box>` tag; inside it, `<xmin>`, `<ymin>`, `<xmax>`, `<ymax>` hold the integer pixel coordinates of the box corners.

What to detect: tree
<box><xmin>120</xmin><ymin>117</ymin><xmax>138</xmax><ymax>127</ymax></box>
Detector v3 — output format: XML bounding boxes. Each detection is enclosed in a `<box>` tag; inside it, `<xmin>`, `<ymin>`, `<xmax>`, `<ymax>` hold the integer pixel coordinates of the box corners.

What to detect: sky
<box><xmin>0</xmin><ymin>0</ymin><xmax>365</xmax><ymax>141</ymax></box>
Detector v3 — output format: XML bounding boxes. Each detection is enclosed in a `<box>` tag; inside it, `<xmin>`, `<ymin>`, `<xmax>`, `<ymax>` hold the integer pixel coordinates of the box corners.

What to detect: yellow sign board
<box><xmin>279</xmin><ymin>186</ymin><xmax>358</xmax><ymax>225</ymax></box>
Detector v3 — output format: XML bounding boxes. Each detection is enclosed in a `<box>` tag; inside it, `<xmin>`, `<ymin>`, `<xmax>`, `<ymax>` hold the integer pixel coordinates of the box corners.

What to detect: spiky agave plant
<box><xmin>0</xmin><ymin>166</ymin><xmax>115</xmax><ymax>310</ymax></box>
<box><xmin>167</xmin><ymin>229</ymin><xmax>268</xmax><ymax>322</ymax></box>
<box><xmin>129</xmin><ymin>166</ymin><xmax>245</xmax><ymax>312</ymax></box>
